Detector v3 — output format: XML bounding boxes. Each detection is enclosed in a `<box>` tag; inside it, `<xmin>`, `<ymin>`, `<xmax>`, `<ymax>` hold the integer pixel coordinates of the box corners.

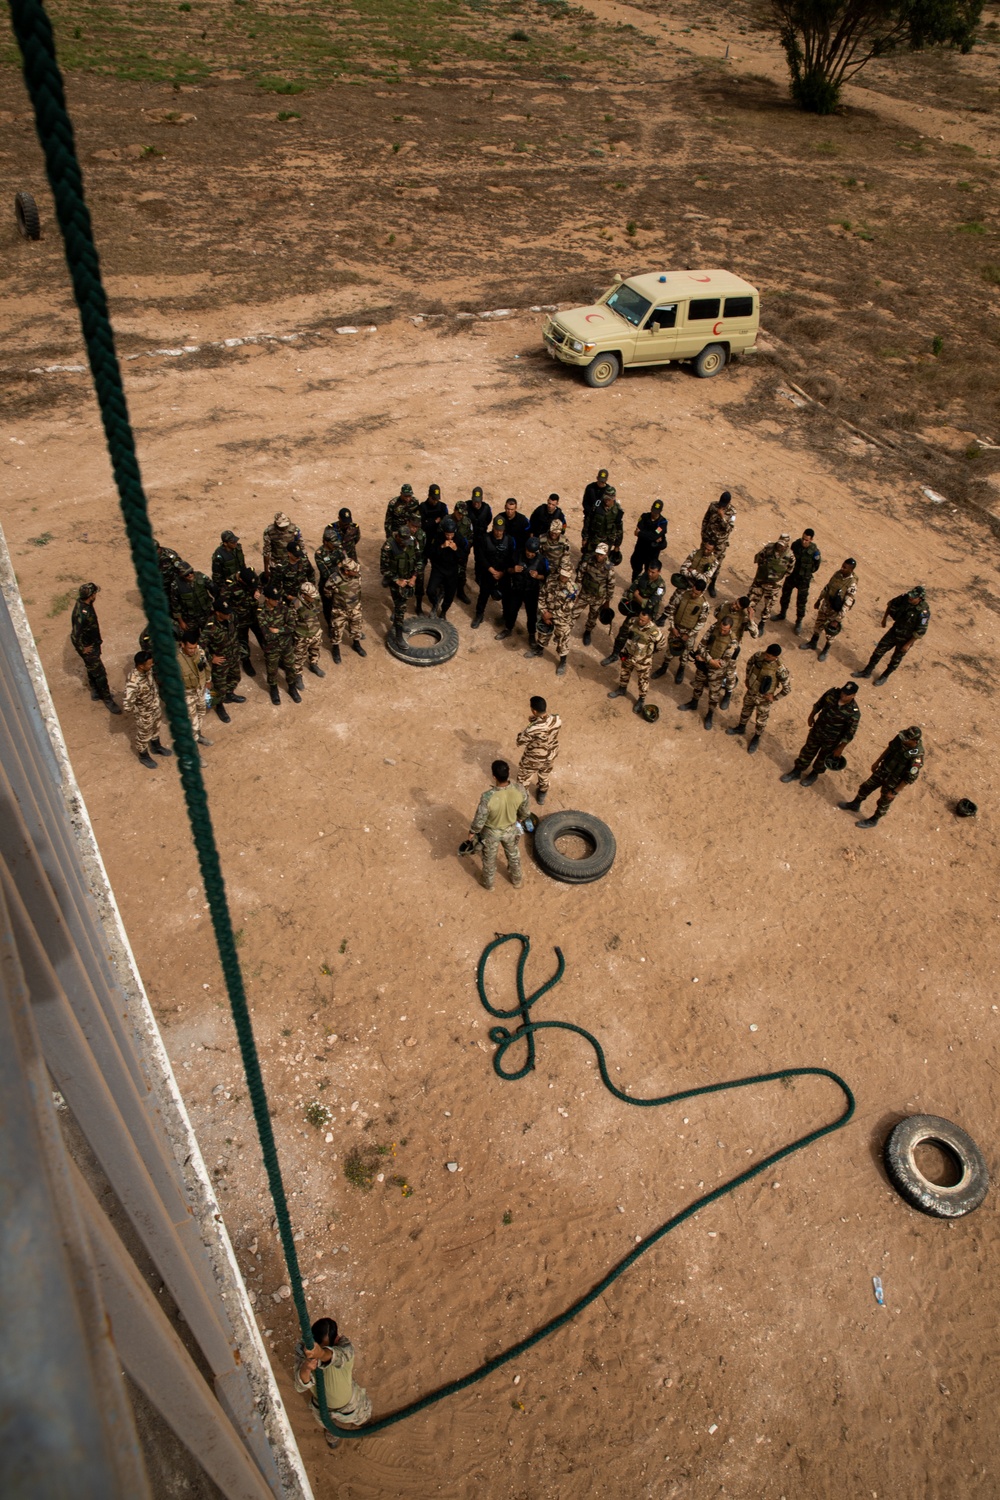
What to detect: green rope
<box><xmin>9</xmin><ymin>0</ymin><xmax>855</xmax><ymax>1442</ymax></box>
<box><xmin>326</xmin><ymin>932</ymin><xmax>854</xmax><ymax>1438</ymax></box>
<box><xmin>8</xmin><ymin>0</ymin><xmax>315</xmax><ymax>1353</ymax></box>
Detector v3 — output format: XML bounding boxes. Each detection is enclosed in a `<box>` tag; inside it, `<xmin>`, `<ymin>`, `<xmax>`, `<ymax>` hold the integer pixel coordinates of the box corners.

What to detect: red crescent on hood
<box><xmin>691</xmin><ymin>276</ymin><xmax>711</xmax><ymax>283</ymax></box>
<box><xmin>585</xmin><ymin>313</ymin><xmax>605</xmax><ymax>322</ymax></box>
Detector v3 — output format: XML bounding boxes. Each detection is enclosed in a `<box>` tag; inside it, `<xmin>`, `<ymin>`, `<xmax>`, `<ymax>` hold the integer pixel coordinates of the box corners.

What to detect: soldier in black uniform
<box><xmin>472</xmin><ymin>516</ymin><xmax>515</xmax><ymax>629</ymax></box>
<box><xmin>781</xmin><ymin>682</ymin><xmax>861</xmax><ymax>787</ymax></box>
<box><xmin>776</xmin><ymin>528</ymin><xmax>821</xmax><ymax>633</ymax></box>
<box><xmin>581</xmin><ymin>468</ymin><xmax>610</xmax><ymax>536</ymax></box>
<box><xmin>211</xmin><ymin>531</ymin><xmax>245</xmax><ymax>591</ymax></box>
<box><xmin>416</xmin><ymin>485</ymin><xmax>448</xmax><ymax>614</ymax></box>
<box><xmin>859</xmin><ymin>585</ymin><xmax>930</xmax><ymax>685</ymax></box>
<box><xmin>335</xmin><ymin>508</ymin><xmax>361</xmax><ymax>561</ymax></box>
<box><xmin>529</xmin><ymin>493</ymin><xmax>566</xmax><ymax>538</ymax></box>
<box><xmin>426</xmin><ymin>517</ymin><xmax>467</xmax><ymax>620</ymax></box>
<box><xmin>70</xmin><ymin>583</ymin><xmax>121</xmax><ymax>712</ymax></box>
<box><xmin>629</xmin><ymin>499</ymin><xmax>668</xmax><ymax>580</ymax></box>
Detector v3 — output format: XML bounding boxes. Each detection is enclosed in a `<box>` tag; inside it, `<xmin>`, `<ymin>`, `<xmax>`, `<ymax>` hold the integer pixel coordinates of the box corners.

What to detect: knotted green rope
<box><xmin>9</xmin><ymin>0</ymin><xmax>855</xmax><ymax>1444</ymax></box>
<box><xmin>8</xmin><ymin>0</ymin><xmax>314</xmax><ymax>1353</ymax></box>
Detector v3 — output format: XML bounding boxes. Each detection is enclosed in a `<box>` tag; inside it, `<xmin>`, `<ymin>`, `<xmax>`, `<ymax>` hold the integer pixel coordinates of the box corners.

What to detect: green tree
<box><xmin>769</xmin><ymin>0</ymin><xmax>983</xmax><ymax>114</ymax></box>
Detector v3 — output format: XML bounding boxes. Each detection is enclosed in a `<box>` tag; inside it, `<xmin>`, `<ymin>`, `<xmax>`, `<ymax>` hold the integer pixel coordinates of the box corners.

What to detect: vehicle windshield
<box><xmin>605</xmin><ymin>284</ymin><xmax>652</xmax><ymax>327</ymax></box>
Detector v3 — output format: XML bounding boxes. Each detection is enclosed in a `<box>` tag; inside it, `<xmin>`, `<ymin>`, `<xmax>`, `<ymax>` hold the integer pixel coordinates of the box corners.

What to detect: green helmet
<box><xmin>641</xmin><ymin>703</ymin><xmax>660</xmax><ymax>723</ymax></box>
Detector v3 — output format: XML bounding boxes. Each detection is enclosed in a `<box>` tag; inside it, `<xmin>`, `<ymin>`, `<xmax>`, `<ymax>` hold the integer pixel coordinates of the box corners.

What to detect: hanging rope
<box><xmin>9</xmin><ymin>0</ymin><xmax>855</xmax><ymax>1445</ymax></box>
<box><xmin>8</xmin><ymin>0</ymin><xmax>315</xmax><ymax>1353</ymax></box>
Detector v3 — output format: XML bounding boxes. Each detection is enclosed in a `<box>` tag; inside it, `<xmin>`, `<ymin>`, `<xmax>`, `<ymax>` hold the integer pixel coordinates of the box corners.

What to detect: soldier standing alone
<box><xmin>468</xmin><ymin>760</ymin><xmax>529</xmax><ymax>891</ymax></box>
<box><xmin>70</xmin><ymin>582</ymin><xmax>121</xmax><ymax>713</ymax></box>
<box><xmin>515</xmin><ymin>696</ymin><xmax>561</xmax><ymax>805</ymax></box>
<box><xmin>839</xmin><ymin>726</ymin><xmax>924</xmax><ymax>828</ymax></box>
<box><xmin>859</xmin><ymin>585</ymin><xmax>930</xmax><ymax>685</ymax></box>
<box><xmin>781</xmin><ymin>682</ymin><xmax>860</xmax><ymax>787</ymax></box>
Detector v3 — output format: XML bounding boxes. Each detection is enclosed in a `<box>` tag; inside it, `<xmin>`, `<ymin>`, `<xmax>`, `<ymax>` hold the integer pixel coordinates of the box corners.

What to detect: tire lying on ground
<box><xmin>883</xmin><ymin>1114</ymin><xmax>989</xmax><ymax>1219</ymax></box>
<box><xmin>533</xmin><ymin>810</ymin><xmax>616</xmax><ymax>884</ymax></box>
<box><xmin>15</xmin><ymin>191</ymin><xmax>41</xmax><ymax>240</ymax></box>
<box><xmin>385</xmin><ymin>616</ymin><xmax>459</xmax><ymax>667</ymax></box>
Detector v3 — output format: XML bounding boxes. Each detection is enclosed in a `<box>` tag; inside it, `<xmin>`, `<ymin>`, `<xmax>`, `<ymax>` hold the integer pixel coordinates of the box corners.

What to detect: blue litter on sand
<box><xmin>872</xmin><ymin>1276</ymin><xmax>885</xmax><ymax>1306</ymax></box>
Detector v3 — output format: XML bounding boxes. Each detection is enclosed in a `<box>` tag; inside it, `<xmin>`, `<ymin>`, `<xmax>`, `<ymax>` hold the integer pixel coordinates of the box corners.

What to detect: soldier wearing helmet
<box><xmin>70</xmin><ymin>583</ymin><xmax>121</xmax><ymax>714</ymax></box>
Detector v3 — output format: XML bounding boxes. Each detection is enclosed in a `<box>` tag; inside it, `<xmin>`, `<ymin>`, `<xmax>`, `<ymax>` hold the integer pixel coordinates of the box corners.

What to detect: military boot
<box><xmin>582</xmin><ymin>629</ymin><xmax>592</xmax><ymax>646</ymax></box>
<box><xmin>856</xmin><ymin>816</ymin><xmax>882</xmax><ymax>829</ymax></box>
<box><xmin>703</xmin><ymin>709</ymin><xmax>714</xmax><ymax>730</ymax></box>
<box><xmin>674</xmin><ymin>664</ymin><xmax>685</xmax><ymax>685</ymax></box>
<box><xmin>138</xmin><ymin>750</ymin><xmax>157</xmax><ymax>770</ymax></box>
<box><xmin>332</xmin><ymin>645</ymin><xmax>342</xmax><ymax>664</ymax></box>
<box><xmin>719</xmin><ymin>691</ymin><xmax>732</xmax><ymax>710</ymax></box>
<box><xmin>817</xmin><ymin>644</ymin><xmax>830</xmax><ymax>662</ymax></box>
<box><xmin>242</xmin><ymin>657</ymin><xmax>257</xmax><ymax>677</ymax></box>
<box><xmin>652</xmin><ymin>661</ymin><xmax>669</xmax><ymax>679</ymax></box>
<box><xmin>600</xmin><ymin>652</ymin><xmax>618</xmax><ymax>667</ymax></box>
<box><xmin>269</xmin><ymin>685</ymin><xmax>281</xmax><ymax>705</ymax></box>
<box><xmin>104</xmin><ymin>694</ymin><xmax>123</xmax><ymax>715</ymax></box>
<box><xmin>747</xmin><ymin>734</ymin><xmax>761</xmax><ymax>754</ymax></box>
<box><xmin>225</xmin><ymin>692</ymin><xmax>246</xmax><ymax>704</ymax></box>
<box><xmin>214</xmin><ymin>703</ymin><xmax>231</xmax><ymax>723</ymax></box>
<box><xmin>677</xmin><ymin>699</ymin><xmax>699</xmax><ymax>712</ymax></box>
<box><xmin>288</xmin><ymin>684</ymin><xmax>302</xmax><ymax>703</ymax></box>
<box><xmin>838</xmin><ymin>797</ymin><xmax>863</xmax><ymax>812</ymax></box>
<box><xmin>726</xmin><ymin>724</ymin><xmax>745</xmax><ymax>737</ymax></box>
<box><xmin>556</xmin><ymin>656</ymin><xmax>568</xmax><ymax>676</ymax></box>
<box><xmin>150</xmin><ymin>739</ymin><xmax>172</xmax><ymax>757</ymax></box>
<box><xmin>800</xmin><ymin>634</ymin><xmax>819</xmax><ymax>652</ymax></box>
<box><xmin>352</xmin><ymin>640</ymin><xmax>367</xmax><ymax>657</ymax></box>
<box><xmin>308</xmin><ymin>663</ymin><xmax>326</xmax><ymax>677</ymax></box>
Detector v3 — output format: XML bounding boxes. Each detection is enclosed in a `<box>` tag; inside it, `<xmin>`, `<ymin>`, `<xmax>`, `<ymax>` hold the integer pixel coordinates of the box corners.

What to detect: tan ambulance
<box><xmin>541</xmin><ymin>268</ymin><xmax>759</xmax><ymax>387</ymax></box>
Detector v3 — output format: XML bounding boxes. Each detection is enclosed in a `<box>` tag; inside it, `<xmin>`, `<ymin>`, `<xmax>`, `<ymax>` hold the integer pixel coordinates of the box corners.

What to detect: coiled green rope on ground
<box><xmin>9</xmin><ymin>0</ymin><xmax>855</xmax><ymax>1442</ymax></box>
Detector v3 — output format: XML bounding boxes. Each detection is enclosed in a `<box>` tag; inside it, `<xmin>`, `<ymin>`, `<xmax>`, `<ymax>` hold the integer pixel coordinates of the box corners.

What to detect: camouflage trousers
<box><xmin>737</xmin><ymin>689</ymin><xmax>775</xmax><ymax>733</ymax></box>
<box><xmin>690</xmin><ymin>662</ymin><xmax>728</xmax><ymax>707</ymax></box>
<box><xmin>747</xmin><ymin>581</ymin><xmax>782</xmax><ymax>624</ymax></box>
<box><xmin>75</xmin><ymin>645</ymin><xmax>109</xmax><ymax>699</ymax></box>
<box><xmin>792</xmin><ymin>727</ymin><xmax>839</xmax><ymax>776</ymax></box>
<box><xmin>865</xmin><ymin>630</ymin><xmax>909</xmax><ymax>676</ymax></box>
<box><xmin>127</xmin><ymin>699</ymin><xmax>160</xmax><ymax>755</ymax></box>
<box><xmin>480</xmin><ymin>827</ymin><xmax>523</xmax><ymax>890</ymax></box>
<box><xmin>618</xmin><ymin>656</ymin><xmax>653</xmax><ymax>698</ymax></box>
<box><xmin>666</xmin><ymin>625</ymin><xmax>701</xmax><ymax>665</ymax></box>
<box><xmin>708</xmin><ymin>537</ymin><xmax>731</xmax><ymax>585</ymax></box>
<box><xmin>517</xmin><ymin>752</ymin><xmax>556</xmax><ymax>797</ymax></box>
<box><xmin>262</xmin><ymin>635</ymin><xmax>297</xmax><ymax>688</ymax></box>
<box><xmin>854</xmin><ymin>773</ymin><xmax>906</xmax><ymax>820</ymax></box>
<box><xmin>210</xmin><ymin>654</ymin><xmax>241</xmax><ymax>708</ymax></box>
<box><xmin>550</xmin><ymin>610</ymin><xmax>575</xmax><ymax>658</ymax></box>
<box><xmin>575</xmin><ymin>595</ymin><xmax>607</xmax><ymax>633</ymax></box>
<box><xmin>723</xmin><ymin>645</ymin><xmax>743</xmax><ymax>694</ymax></box>
<box><xmin>815</xmin><ymin>602</ymin><xmax>845</xmax><ymax>640</ymax></box>
<box><xmin>185</xmin><ymin>687</ymin><xmax>206</xmax><ymax>739</ymax></box>
<box><xmin>294</xmin><ymin>629</ymin><xmax>322</xmax><ymax>672</ymax></box>
<box><xmin>330</xmin><ymin>601</ymin><xmax>364</xmax><ymax>645</ymax></box>
<box><xmin>388</xmin><ymin>583</ymin><xmax>411</xmax><ymax>631</ymax></box>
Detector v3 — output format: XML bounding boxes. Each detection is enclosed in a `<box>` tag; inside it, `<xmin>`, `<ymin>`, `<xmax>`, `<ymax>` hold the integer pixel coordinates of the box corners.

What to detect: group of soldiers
<box><xmin>68</xmin><ymin>472</ymin><xmax>930</xmax><ymax>827</ymax></box>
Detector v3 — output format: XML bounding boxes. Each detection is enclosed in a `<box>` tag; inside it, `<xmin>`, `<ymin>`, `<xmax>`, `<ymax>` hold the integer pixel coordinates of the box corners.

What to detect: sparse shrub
<box><xmin>932</xmin><ymin>335</ymin><xmax>944</xmax><ymax>356</ymax></box>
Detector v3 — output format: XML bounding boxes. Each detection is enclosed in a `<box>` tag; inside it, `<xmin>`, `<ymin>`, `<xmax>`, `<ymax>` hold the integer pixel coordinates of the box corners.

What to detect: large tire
<box><xmin>533</xmin><ymin>810</ymin><xmax>616</xmax><ymax>884</ymax></box>
<box><xmin>385</xmin><ymin>616</ymin><xmax>458</xmax><ymax>667</ymax></box>
<box><xmin>583</xmin><ymin>352</ymin><xmax>620</xmax><ymax>389</ymax></box>
<box><xmin>694</xmin><ymin>343</ymin><xmax>726</xmax><ymax>378</ymax></box>
<box><xmin>884</xmin><ymin>1114</ymin><xmax>989</xmax><ymax>1219</ymax></box>
<box><xmin>15</xmin><ymin>191</ymin><xmax>41</xmax><ymax>241</ymax></box>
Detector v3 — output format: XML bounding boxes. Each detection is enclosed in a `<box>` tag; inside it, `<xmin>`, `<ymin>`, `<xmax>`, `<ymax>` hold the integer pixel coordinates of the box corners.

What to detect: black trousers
<box><xmin>428</xmin><ymin>565</ymin><xmax>459</xmax><ymax>616</ymax></box>
<box><xmin>236</xmin><ymin>616</ymin><xmax>266</xmax><ymax>660</ymax></box>
<box><xmin>503</xmin><ymin>583</ymin><xmax>540</xmax><ymax>639</ymax></box>
<box><xmin>630</xmin><ymin>544</ymin><xmax>665</xmax><ymax>580</ymax></box>
<box><xmin>474</xmin><ymin>565</ymin><xmax>503</xmax><ymax>620</ymax></box>
<box><xmin>779</xmin><ymin>576</ymin><xmax>812</xmax><ymax>622</ymax></box>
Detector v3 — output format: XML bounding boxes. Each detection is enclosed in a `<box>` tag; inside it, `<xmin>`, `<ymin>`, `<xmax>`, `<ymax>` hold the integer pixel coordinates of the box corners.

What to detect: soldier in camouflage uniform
<box><xmin>404</xmin><ymin>513</ymin><xmax>429</xmax><ymax>616</ymax></box>
<box><xmin>177</xmin><ymin>631</ymin><xmax>211</xmax><ymax>745</ymax></box>
<box><xmin>270</xmin><ymin>540</ymin><xmax>315</xmax><ymax>599</ymax></box>
<box><xmin>468</xmin><ymin>761</ymin><xmax>528</xmax><ymax>891</ymax></box>
<box><xmin>801</xmin><ymin>559</ymin><xmax>857</xmax><ymax>662</ymax></box>
<box><xmin>602</xmin><ymin>562</ymin><xmax>668</xmax><ymax>664</ymax></box>
<box><xmin>335</xmin><ymin>508</ymin><xmax>360</xmax><ymax>562</ymax></box>
<box><xmin>608</xmin><ymin>609</ymin><xmax>663</xmax><ymax>715</ymax></box>
<box><xmin>157</xmin><ymin>543</ymin><xmax>185</xmax><ymax>591</ymax></box>
<box><xmin>859</xmin><ymin>585</ymin><xmax>930</xmax><ymax>685</ymax></box>
<box><xmin>380</xmin><ymin>529</ymin><xmax>418</xmax><ymax>644</ymax></box>
<box><xmin>582</xmin><ymin>486</ymin><xmax>624</xmax><ymax>557</ymax></box>
<box><xmin>223</xmin><ymin>567</ymin><xmax>264</xmax><ymax>677</ymax></box>
<box><xmin>653</xmin><ymin>579</ymin><xmax>709</xmax><ymax>685</ymax></box>
<box><xmin>263</xmin><ymin>512</ymin><xmax>303</xmax><ymax>574</ymax></box>
<box><xmin>383</xmin><ymin>483</ymin><xmax>420</xmax><ymax>539</ymax></box>
<box><xmin>327</xmin><ymin>557</ymin><xmax>367</xmax><ymax>663</ymax></box>
<box><xmin>211</xmin><ymin>531</ymin><xmax>245</xmax><ymax>591</ymax></box>
<box><xmin>258</xmin><ymin>586</ymin><xmax>301</xmax><ymax>704</ymax></box>
<box><xmin>776</xmin><ymin>528</ymin><xmax>821</xmax><ymax>633</ymax></box>
<box><xmin>700</xmin><ymin>491</ymin><xmax>736</xmax><ymax>597</ymax></box>
<box><xmin>713</xmin><ymin>593</ymin><xmax>759</xmax><ymax>706</ymax></box>
<box><xmin>748</xmin><ymin>534</ymin><xmax>794</xmax><ymax>631</ymax></box>
<box><xmin>679</xmin><ymin>618</ymin><xmax>739</xmax><ymax>730</ymax></box>
<box><xmin>726</xmin><ymin>643</ymin><xmax>791</xmax><ymax>755</ymax></box>
<box><xmin>315</xmin><ymin>531</ymin><xmax>345</xmax><ymax>632</ymax></box>
<box><xmin>515</xmin><ymin>695</ymin><xmax>561</xmax><ymax>804</ymax></box>
<box><xmin>202</xmin><ymin>601</ymin><xmax>246</xmax><ymax>723</ymax></box>
<box><xmin>574</xmin><ymin>543</ymin><xmax>615</xmax><ymax>645</ymax></box>
<box><xmin>170</xmin><ymin>563</ymin><xmax>216</xmax><ymax>634</ymax></box>
<box><xmin>293</xmin><ymin>582</ymin><xmax>325</xmax><ymax>679</ymax></box>
<box><xmin>450</xmin><ymin>502</ymin><xmax>474</xmax><ymax>603</ymax></box>
<box><xmin>539</xmin><ymin>516</ymin><xmax>571</xmax><ymax>576</ymax></box>
<box><xmin>122</xmin><ymin>651</ymin><xmax>172</xmax><ymax>768</ymax></box>
<box><xmin>665</xmin><ymin>542</ymin><xmax>716</xmax><ymax>614</ymax></box>
<box><xmin>537</xmin><ymin>565</ymin><xmax>580</xmax><ymax>676</ymax></box>
<box><xmin>839</xmin><ymin>725</ymin><xmax>924</xmax><ymax>828</ymax></box>
<box><xmin>781</xmin><ymin>682</ymin><xmax>860</xmax><ymax>786</ymax></box>
<box><xmin>70</xmin><ymin>583</ymin><xmax>121</xmax><ymax>712</ymax></box>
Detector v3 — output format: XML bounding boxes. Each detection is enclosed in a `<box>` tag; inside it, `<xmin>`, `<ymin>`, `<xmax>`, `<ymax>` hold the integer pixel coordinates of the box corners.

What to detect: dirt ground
<box><xmin>3</xmin><ymin>3</ymin><xmax>1000</xmax><ymax>1497</ymax></box>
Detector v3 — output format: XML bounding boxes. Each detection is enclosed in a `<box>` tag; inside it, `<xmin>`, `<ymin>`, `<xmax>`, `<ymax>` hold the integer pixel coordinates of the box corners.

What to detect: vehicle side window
<box><xmin>723</xmin><ymin>295</ymin><xmax>754</xmax><ymax>318</ymax></box>
<box><xmin>688</xmin><ymin>298</ymin><xmax>721</xmax><ymax>321</ymax></box>
<box><xmin>646</xmin><ymin>305</ymin><xmax>677</xmax><ymax>331</ymax></box>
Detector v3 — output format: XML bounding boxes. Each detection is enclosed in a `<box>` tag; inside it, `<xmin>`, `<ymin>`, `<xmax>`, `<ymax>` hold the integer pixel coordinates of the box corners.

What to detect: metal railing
<box><xmin>0</xmin><ymin>523</ymin><xmax>312</xmax><ymax>1500</ymax></box>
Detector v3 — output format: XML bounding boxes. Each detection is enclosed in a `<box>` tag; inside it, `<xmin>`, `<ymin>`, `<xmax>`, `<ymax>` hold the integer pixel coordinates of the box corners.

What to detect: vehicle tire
<box><xmin>583</xmin><ymin>352</ymin><xmax>620</xmax><ymax>389</ymax></box>
<box><xmin>386</xmin><ymin>616</ymin><xmax>458</xmax><ymax>667</ymax></box>
<box><xmin>533</xmin><ymin>810</ymin><xmax>616</xmax><ymax>884</ymax></box>
<box><xmin>694</xmin><ymin>343</ymin><xmax>727</xmax><ymax>378</ymax></box>
<box><xmin>15</xmin><ymin>191</ymin><xmax>41</xmax><ymax>241</ymax></box>
<box><xmin>883</xmin><ymin>1114</ymin><xmax>989</xmax><ymax>1219</ymax></box>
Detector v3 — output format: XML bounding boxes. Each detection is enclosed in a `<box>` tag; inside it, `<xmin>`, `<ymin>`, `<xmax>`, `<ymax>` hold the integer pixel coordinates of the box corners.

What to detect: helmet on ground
<box><xmin>641</xmin><ymin>704</ymin><xmax>660</xmax><ymax>723</ymax></box>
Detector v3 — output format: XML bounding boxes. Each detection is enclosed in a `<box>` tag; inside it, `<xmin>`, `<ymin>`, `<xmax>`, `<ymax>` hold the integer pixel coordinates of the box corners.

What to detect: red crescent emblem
<box><xmin>713</xmin><ymin>320</ymin><xmax>722</xmax><ymax>335</ymax></box>
<box><xmin>585</xmin><ymin>313</ymin><xmax>604</xmax><ymax>323</ymax></box>
<box><xmin>691</xmin><ymin>276</ymin><xmax>711</xmax><ymax>283</ymax></box>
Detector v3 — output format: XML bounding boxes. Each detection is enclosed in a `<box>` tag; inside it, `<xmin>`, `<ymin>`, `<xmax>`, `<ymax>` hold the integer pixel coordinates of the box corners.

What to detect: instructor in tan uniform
<box><xmin>469</xmin><ymin>760</ymin><xmax>529</xmax><ymax>891</ymax></box>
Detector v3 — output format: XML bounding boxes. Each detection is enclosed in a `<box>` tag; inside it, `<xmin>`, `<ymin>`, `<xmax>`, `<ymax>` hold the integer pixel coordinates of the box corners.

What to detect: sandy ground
<box><xmin>4</xmin><ymin>302</ymin><xmax>1000</xmax><ymax>1498</ymax></box>
<box><xmin>3</xmin><ymin>0</ymin><xmax>1000</xmax><ymax>1491</ymax></box>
